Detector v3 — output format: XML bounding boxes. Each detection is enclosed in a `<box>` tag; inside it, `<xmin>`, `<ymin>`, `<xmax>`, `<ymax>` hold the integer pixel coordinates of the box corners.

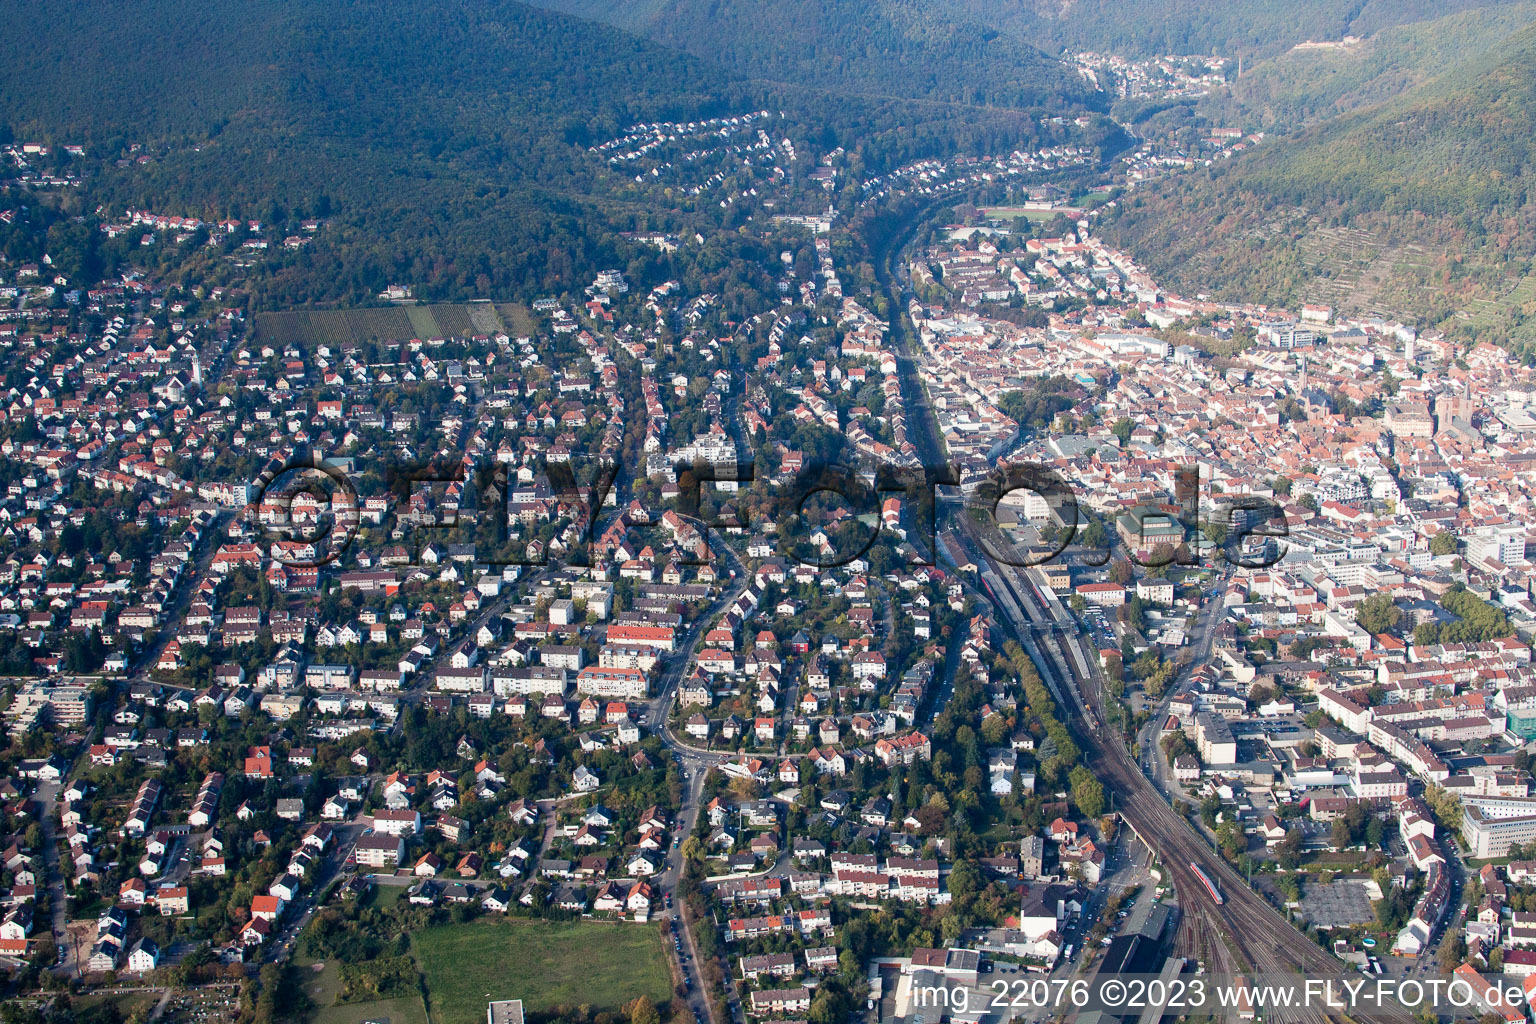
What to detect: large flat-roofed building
<box><xmin>1464</xmin><ymin>796</ymin><xmax>1536</xmax><ymax>858</ymax></box>
<box><xmin>46</xmin><ymin>686</ymin><xmax>94</xmax><ymax>725</ymax></box>
<box><xmin>4</xmin><ymin>683</ymin><xmax>94</xmax><ymax>735</ymax></box>
<box><xmin>488</xmin><ymin>1000</ymin><xmax>524</xmax><ymax>1024</ymax></box>
<box><xmin>1257</xmin><ymin>321</ymin><xmax>1317</xmax><ymax>349</ymax></box>
<box><xmin>1194</xmin><ymin>713</ymin><xmax>1237</xmax><ymax>765</ymax></box>
<box><xmin>1466</xmin><ymin>524</ymin><xmax>1527</xmax><ymax>567</ymax></box>
<box><xmin>355</xmin><ymin>834</ymin><xmax>405</xmax><ymax>869</ymax></box>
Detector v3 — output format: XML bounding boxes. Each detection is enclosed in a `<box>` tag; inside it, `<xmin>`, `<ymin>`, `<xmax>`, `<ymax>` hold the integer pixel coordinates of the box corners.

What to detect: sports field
<box><xmin>412</xmin><ymin>918</ymin><xmax>673</xmax><ymax>1024</ymax></box>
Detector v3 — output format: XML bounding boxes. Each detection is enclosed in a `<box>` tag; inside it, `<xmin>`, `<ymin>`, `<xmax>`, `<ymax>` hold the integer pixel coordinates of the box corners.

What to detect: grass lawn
<box><xmin>977</xmin><ymin>206</ymin><xmax>1058</xmax><ymax>223</ymax></box>
<box><xmin>370</xmin><ymin>885</ymin><xmax>409</xmax><ymax>911</ymax></box>
<box><xmin>301</xmin><ymin>957</ymin><xmax>430</xmax><ymax>1024</ymax></box>
<box><xmin>314</xmin><ymin>994</ymin><xmax>431</xmax><ymax>1024</ymax></box>
<box><xmin>413</xmin><ymin>918</ymin><xmax>672</xmax><ymax>1024</ymax></box>
<box><xmin>297</xmin><ymin>957</ymin><xmax>340</xmax><ymax>1007</ymax></box>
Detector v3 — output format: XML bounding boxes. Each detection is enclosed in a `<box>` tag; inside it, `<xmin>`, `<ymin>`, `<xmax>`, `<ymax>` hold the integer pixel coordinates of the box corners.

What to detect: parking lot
<box><xmin>1290</xmin><ymin>878</ymin><xmax>1377</xmax><ymax>929</ymax></box>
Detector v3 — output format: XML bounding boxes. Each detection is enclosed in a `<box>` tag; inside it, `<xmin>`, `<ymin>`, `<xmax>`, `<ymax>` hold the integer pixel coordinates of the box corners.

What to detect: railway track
<box><xmin>979</xmin><ymin>553</ymin><xmax>1416</xmax><ymax>1024</ymax></box>
<box><xmin>874</xmin><ymin>210</ymin><xmax>1413</xmax><ymax>1024</ymax></box>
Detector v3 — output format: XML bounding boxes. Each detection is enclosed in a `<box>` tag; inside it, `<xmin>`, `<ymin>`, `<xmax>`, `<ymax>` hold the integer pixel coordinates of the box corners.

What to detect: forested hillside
<box><xmin>2</xmin><ymin>0</ymin><xmax>760</xmax><ymax>158</ymax></box>
<box><xmin>0</xmin><ymin>0</ymin><xmax>1115</xmax><ymax>307</ymax></box>
<box><xmin>545</xmin><ymin>0</ymin><xmax>1522</xmax><ymax>73</ymax></box>
<box><xmin>1193</xmin><ymin>2</ymin><xmax>1536</xmax><ymax>129</ymax></box>
<box><xmin>960</xmin><ymin>0</ymin><xmax>1522</xmax><ymax>59</ymax></box>
<box><xmin>0</xmin><ymin>0</ymin><xmax>756</xmax><ymax>304</ymax></box>
<box><xmin>1098</xmin><ymin>16</ymin><xmax>1536</xmax><ymax>346</ymax></box>
<box><xmin>535</xmin><ymin>0</ymin><xmax>1099</xmax><ymax>111</ymax></box>
<box><xmin>1111</xmin><ymin>4</ymin><xmax>1536</xmax><ymax>173</ymax></box>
